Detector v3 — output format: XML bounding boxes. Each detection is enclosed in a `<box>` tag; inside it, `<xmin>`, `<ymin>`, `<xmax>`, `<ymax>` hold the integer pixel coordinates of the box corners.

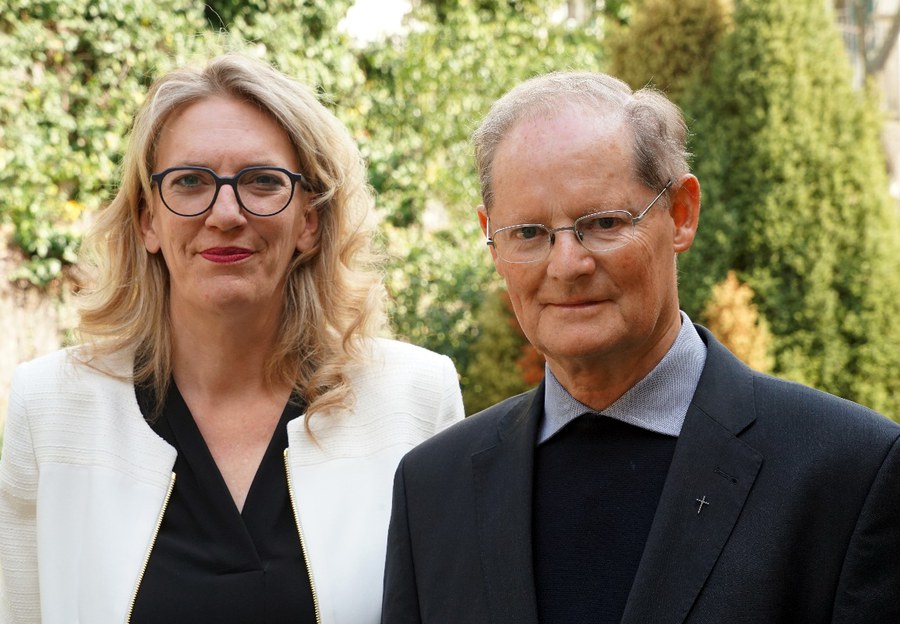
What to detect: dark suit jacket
<box><xmin>382</xmin><ymin>326</ymin><xmax>900</xmax><ymax>623</ymax></box>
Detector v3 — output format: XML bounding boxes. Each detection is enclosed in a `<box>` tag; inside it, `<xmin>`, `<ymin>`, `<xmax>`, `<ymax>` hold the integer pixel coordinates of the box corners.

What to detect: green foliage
<box><xmin>680</xmin><ymin>0</ymin><xmax>900</xmax><ymax>415</ymax></box>
<box><xmin>203</xmin><ymin>0</ymin><xmax>365</xmax><ymax>104</ymax></box>
<box><xmin>8</xmin><ymin>207</ymin><xmax>80</xmax><ymax>286</ymax></box>
<box><xmin>417</xmin><ymin>0</ymin><xmax>544</xmax><ymax>22</ymax></box>
<box><xmin>606</xmin><ymin>0</ymin><xmax>732</xmax><ymax>100</ymax></box>
<box><xmin>0</xmin><ymin>0</ymin><xmax>208</xmax><ymax>286</ymax></box>
<box><xmin>383</xmin><ymin>222</ymin><xmax>495</xmax><ymax>396</ymax></box>
<box><xmin>205</xmin><ymin>0</ymin><xmax>352</xmax><ymax>39</ymax></box>
<box><xmin>463</xmin><ymin>285</ymin><xmax>535</xmax><ymax>414</ymax></box>
<box><xmin>415</xmin><ymin>0</ymin><xmax>632</xmax><ymax>25</ymax></box>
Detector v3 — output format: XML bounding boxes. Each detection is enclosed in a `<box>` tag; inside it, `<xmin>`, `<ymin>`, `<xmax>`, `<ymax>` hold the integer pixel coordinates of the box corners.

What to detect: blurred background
<box><xmin>2</xmin><ymin>0</ymin><xmax>899</xmax><ymax>425</ymax></box>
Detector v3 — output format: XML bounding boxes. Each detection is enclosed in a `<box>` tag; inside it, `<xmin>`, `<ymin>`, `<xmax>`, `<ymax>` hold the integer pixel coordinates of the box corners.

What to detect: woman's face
<box><xmin>141</xmin><ymin>96</ymin><xmax>318</xmax><ymax>323</ymax></box>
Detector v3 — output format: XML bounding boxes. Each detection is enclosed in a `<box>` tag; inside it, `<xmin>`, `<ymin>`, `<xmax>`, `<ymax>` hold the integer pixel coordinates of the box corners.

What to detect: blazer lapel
<box><xmin>621</xmin><ymin>327</ymin><xmax>764</xmax><ymax>624</ymax></box>
<box><xmin>471</xmin><ymin>385</ymin><xmax>544</xmax><ymax>624</ymax></box>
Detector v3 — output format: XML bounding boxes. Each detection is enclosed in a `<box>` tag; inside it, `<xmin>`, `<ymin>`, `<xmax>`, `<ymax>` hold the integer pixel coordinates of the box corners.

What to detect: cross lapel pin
<box><xmin>695</xmin><ymin>496</ymin><xmax>710</xmax><ymax>514</ymax></box>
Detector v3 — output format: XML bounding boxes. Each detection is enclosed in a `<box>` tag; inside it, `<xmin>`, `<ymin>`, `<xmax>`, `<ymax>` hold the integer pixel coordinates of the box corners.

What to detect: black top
<box><xmin>131</xmin><ymin>380</ymin><xmax>317</xmax><ymax>623</ymax></box>
<box><xmin>532</xmin><ymin>414</ymin><xmax>677</xmax><ymax>624</ymax></box>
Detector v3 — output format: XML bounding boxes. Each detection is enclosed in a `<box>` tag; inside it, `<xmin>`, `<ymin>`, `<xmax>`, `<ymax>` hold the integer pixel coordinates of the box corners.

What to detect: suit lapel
<box><xmin>471</xmin><ymin>386</ymin><xmax>543</xmax><ymax>624</ymax></box>
<box><xmin>621</xmin><ymin>327</ymin><xmax>764</xmax><ymax>624</ymax></box>
<box><xmin>464</xmin><ymin>327</ymin><xmax>764</xmax><ymax>624</ymax></box>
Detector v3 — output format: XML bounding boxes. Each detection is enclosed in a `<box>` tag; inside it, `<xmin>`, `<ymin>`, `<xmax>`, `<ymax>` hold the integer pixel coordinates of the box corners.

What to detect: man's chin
<box><xmin>538</xmin><ymin>336</ymin><xmax>620</xmax><ymax>366</ymax></box>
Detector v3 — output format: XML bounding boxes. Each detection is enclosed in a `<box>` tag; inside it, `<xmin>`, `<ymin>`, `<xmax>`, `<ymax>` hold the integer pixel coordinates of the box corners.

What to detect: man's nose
<box><xmin>548</xmin><ymin>225</ymin><xmax>583</xmax><ymax>247</ymax></box>
<box><xmin>547</xmin><ymin>227</ymin><xmax>594</xmax><ymax>277</ymax></box>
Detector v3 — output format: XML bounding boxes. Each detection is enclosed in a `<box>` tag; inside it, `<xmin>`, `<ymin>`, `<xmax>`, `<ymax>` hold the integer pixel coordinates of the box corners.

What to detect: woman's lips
<box><xmin>200</xmin><ymin>247</ymin><xmax>253</xmax><ymax>263</ymax></box>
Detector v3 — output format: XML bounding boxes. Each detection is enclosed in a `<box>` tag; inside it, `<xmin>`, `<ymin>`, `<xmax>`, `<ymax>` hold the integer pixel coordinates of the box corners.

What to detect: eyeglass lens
<box><xmin>493</xmin><ymin>212</ymin><xmax>635</xmax><ymax>263</ymax></box>
<box><xmin>158</xmin><ymin>168</ymin><xmax>295</xmax><ymax>216</ymax></box>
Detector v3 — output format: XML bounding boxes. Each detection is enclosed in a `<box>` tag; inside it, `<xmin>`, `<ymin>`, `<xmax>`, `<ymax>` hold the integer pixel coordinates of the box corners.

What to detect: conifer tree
<box><xmin>606</xmin><ymin>0</ymin><xmax>732</xmax><ymax>101</ymax></box>
<box><xmin>679</xmin><ymin>0</ymin><xmax>900</xmax><ymax>415</ymax></box>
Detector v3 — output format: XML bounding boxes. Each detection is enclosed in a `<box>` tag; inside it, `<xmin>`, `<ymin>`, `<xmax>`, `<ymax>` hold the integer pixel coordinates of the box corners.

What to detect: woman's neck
<box><xmin>168</xmin><ymin>302</ymin><xmax>284</xmax><ymax>401</ymax></box>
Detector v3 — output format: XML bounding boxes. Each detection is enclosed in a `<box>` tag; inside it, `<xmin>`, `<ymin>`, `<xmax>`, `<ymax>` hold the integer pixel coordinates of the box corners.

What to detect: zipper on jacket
<box><xmin>126</xmin><ymin>472</ymin><xmax>176</xmax><ymax>623</ymax></box>
<box><xmin>284</xmin><ymin>449</ymin><xmax>323</xmax><ymax>624</ymax></box>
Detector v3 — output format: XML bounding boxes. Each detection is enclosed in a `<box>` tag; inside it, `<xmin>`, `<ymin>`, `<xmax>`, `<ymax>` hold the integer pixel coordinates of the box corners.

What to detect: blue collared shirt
<box><xmin>539</xmin><ymin>312</ymin><xmax>707</xmax><ymax>445</ymax></box>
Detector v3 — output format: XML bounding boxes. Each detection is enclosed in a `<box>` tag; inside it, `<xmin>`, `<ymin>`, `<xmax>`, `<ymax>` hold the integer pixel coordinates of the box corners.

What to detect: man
<box><xmin>381</xmin><ymin>72</ymin><xmax>900</xmax><ymax>623</ymax></box>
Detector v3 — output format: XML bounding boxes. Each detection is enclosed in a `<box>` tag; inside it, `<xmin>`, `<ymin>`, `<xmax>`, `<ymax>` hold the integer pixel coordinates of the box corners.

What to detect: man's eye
<box><xmin>512</xmin><ymin>226</ymin><xmax>543</xmax><ymax>240</ymax></box>
<box><xmin>582</xmin><ymin>214</ymin><xmax>629</xmax><ymax>231</ymax></box>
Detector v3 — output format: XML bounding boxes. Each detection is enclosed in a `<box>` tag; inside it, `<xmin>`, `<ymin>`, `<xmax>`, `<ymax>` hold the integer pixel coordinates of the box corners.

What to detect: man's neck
<box><xmin>545</xmin><ymin>315</ymin><xmax>682</xmax><ymax>412</ymax></box>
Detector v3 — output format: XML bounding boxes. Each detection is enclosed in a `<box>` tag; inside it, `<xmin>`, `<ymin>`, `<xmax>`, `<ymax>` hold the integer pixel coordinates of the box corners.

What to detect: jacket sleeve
<box><xmin>382</xmin><ymin>457</ymin><xmax>423</xmax><ymax>624</ymax></box>
<box><xmin>0</xmin><ymin>367</ymin><xmax>41</xmax><ymax>624</ymax></box>
<box><xmin>831</xmin><ymin>433</ymin><xmax>900</xmax><ymax>624</ymax></box>
<box><xmin>436</xmin><ymin>354</ymin><xmax>465</xmax><ymax>432</ymax></box>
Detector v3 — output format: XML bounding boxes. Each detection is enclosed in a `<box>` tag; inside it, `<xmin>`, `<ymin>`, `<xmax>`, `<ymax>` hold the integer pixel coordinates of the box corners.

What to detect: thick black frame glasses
<box><xmin>486</xmin><ymin>180</ymin><xmax>673</xmax><ymax>264</ymax></box>
<box><xmin>150</xmin><ymin>166</ymin><xmax>310</xmax><ymax>217</ymax></box>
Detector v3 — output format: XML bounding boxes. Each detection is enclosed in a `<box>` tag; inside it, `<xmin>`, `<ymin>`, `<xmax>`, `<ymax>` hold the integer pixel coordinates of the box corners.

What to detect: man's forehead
<box><xmin>507</xmin><ymin>99</ymin><xmax>625</xmax><ymax>136</ymax></box>
<box><xmin>494</xmin><ymin>108</ymin><xmax>632</xmax><ymax>175</ymax></box>
<box><xmin>486</xmin><ymin>109</ymin><xmax>642</xmax><ymax>217</ymax></box>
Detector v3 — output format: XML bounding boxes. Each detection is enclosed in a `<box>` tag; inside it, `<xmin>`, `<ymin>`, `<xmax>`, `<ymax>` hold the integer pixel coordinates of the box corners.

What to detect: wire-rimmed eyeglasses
<box><xmin>150</xmin><ymin>166</ymin><xmax>310</xmax><ymax>217</ymax></box>
<box><xmin>486</xmin><ymin>180</ymin><xmax>673</xmax><ymax>264</ymax></box>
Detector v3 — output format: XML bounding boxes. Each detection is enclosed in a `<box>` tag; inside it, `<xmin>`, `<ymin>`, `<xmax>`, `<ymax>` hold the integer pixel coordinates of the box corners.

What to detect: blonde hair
<box><xmin>473</xmin><ymin>71</ymin><xmax>690</xmax><ymax>211</ymax></box>
<box><xmin>78</xmin><ymin>53</ymin><xmax>386</xmax><ymax>420</ymax></box>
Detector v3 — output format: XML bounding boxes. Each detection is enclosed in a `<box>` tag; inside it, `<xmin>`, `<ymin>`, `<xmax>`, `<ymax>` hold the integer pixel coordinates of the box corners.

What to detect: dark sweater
<box><xmin>533</xmin><ymin>415</ymin><xmax>677</xmax><ymax>623</ymax></box>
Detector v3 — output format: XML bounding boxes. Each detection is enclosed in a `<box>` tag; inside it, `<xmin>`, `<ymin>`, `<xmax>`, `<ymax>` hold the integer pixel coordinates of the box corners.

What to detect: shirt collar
<box><xmin>539</xmin><ymin>311</ymin><xmax>707</xmax><ymax>445</ymax></box>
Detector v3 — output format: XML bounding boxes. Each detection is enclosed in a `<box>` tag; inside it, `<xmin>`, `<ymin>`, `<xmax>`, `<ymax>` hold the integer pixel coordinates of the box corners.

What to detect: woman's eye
<box><xmin>173</xmin><ymin>174</ymin><xmax>203</xmax><ymax>188</ymax></box>
<box><xmin>251</xmin><ymin>175</ymin><xmax>280</xmax><ymax>186</ymax></box>
<box><xmin>242</xmin><ymin>172</ymin><xmax>287</xmax><ymax>190</ymax></box>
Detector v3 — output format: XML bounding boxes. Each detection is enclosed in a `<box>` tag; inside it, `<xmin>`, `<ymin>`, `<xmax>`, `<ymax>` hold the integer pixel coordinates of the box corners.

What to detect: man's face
<box><xmin>480</xmin><ymin>105</ymin><xmax>697</xmax><ymax>380</ymax></box>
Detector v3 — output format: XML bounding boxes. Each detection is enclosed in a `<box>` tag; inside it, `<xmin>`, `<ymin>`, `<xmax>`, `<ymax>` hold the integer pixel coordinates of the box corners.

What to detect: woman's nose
<box><xmin>205</xmin><ymin>184</ymin><xmax>246</xmax><ymax>228</ymax></box>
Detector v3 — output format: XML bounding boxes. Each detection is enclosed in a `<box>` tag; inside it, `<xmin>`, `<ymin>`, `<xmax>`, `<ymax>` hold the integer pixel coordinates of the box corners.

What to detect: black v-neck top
<box><xmin>131</xmin><ymin>381</ymin><xmax>316</xmax><ymax>623</ymax></box>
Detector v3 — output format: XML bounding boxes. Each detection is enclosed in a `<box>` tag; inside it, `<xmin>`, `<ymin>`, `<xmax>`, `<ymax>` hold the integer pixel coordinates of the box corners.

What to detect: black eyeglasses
<box><xmin>150</xmin><ymin>166</ymin><xmax>310</xmax><ymax>217</ymax></box>
<box><xmin>486</xmin><ymin>180</ymin><xmax>673</xmax><ymax>264</ymax></box>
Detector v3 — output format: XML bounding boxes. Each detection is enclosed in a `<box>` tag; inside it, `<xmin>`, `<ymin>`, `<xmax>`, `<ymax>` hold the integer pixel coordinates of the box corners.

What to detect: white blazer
<box><xmin>0</xmin><ymin>338</ymin><xmax>464</xmax><ymax>624</ymax></box>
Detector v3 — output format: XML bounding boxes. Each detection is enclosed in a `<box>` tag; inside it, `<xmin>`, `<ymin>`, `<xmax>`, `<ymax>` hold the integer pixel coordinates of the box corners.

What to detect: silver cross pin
<box><xmin>695</xmin><ymin>496</ymin><xmax>710</xmax><ymax>514</ymax></box>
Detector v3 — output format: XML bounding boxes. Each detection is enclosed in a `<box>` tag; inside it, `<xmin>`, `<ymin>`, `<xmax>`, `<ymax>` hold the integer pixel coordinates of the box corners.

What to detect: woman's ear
<box><xmin>140</xmin><ymin>205</ymin><xmax>161</xmax><ymax>254</ymax></box>
<box><xmin>296</xmin><ymin>205</ymin><xmax>319</xmax><ymax>253</ymax></box>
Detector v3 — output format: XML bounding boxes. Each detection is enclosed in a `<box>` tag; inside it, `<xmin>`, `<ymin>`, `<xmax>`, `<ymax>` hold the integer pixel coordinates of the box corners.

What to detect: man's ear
<box><xmin>477</xmin><ymin>205</ymin><xmax>489</xmax><ymax>237</ymax></box>
<box><xmin>670</xmin><ymin>174</ymin><xmax>700</xmax><ymax>253</ymax></box>
<box><xmin>477</xmin><ymin>204</ymin><xmax>506</xmax><ymax>276</ymax></box>
<box><xmin>477</xmin><ymin>205</ymin><xmax>500</xmax><ymax>265</ymax></box>
<box><xmin>140</xmin><ymin>205</ymin><xmax>161</xmax><ymax>254</ymax></box>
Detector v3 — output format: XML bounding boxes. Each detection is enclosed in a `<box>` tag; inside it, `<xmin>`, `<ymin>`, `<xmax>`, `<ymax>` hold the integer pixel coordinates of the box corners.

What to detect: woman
<box><xmin>0</xmin><ymin>54</ymin><xmax>464</xmax><ymax>623</ymax></box>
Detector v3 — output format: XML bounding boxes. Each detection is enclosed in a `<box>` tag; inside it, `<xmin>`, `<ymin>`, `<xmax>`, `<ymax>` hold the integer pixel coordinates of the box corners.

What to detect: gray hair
<box><xmin>472</xmin><ymin>71</ymin><xmax>690</xmax><ymax>210</ymax></box>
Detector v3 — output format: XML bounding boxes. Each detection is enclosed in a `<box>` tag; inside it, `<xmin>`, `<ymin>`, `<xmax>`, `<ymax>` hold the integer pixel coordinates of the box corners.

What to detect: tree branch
<box><xmin>867</xmin><ymin>3</ymin><xmax>900</xmax><ymax>75</ymax></box>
